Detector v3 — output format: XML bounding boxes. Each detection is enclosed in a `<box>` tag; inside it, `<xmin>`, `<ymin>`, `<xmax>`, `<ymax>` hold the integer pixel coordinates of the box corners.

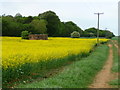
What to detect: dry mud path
<box><xmin>89</xmin><ymin>44</ymin><xmax>114</xmax><ymax>88</ymax></box>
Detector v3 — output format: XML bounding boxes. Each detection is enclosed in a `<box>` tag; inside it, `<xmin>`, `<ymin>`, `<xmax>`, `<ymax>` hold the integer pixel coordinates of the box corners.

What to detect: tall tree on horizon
<box><xmin>39</xmin><ymin>10</ymin><xmax>61</xmax><ymax>36</ymax></box>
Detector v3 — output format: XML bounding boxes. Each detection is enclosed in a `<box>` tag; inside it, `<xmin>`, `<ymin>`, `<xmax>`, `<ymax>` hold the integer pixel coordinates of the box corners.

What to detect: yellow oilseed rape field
<box><xmin>2</xmin><ymin>37</ymin><xmax>109</xmax><ymax>84</ymax></box>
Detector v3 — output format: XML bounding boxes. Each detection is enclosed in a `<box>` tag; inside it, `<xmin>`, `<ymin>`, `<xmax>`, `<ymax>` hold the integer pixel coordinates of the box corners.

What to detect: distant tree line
<box><xmin>1</xmin><ymin>10</ymin><xmax>115</xmax><ymax>38</ymax></box>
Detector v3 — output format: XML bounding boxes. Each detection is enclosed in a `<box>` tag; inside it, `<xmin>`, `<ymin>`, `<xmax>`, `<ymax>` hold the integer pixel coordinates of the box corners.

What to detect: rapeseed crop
<box><xmin>1</xmin><ymin>37</ymin><xmax>109</xmax><ymax>85</ymax></box>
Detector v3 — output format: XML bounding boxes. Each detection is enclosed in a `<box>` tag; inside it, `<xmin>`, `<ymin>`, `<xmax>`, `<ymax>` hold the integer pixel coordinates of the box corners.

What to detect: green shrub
<box><xmin>71</xmin><ymin>31</ymin><xmax>80</xmax><ymax>38</ymax></box>
<box><xmin>21</xmin><ymin>31</ymin><xmax>29</xmax><ymax>39</ymax></box>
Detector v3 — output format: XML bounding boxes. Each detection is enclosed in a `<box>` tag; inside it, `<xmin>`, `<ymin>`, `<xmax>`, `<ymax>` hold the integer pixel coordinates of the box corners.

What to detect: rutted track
<box><xmin>89</xmin><ymin>44</ymin><xmax>114</xmax><ymax>88</ymax></box>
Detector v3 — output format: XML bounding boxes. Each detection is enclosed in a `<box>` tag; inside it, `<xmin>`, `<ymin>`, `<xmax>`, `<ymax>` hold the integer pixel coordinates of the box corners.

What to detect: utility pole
<box><xmin>94</xmin><ymin>12</ymin><xmax>104</xmax><ymax>45</ymax></box>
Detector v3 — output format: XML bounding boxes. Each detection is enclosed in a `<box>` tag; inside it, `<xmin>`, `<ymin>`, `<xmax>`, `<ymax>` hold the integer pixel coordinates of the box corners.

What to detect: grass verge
<box><xmin>3</xmin><ymin>53</ymin><xmax>88</xmax><ymax>88</ymax></box>
<box><xmin>109</xmin><ymin>39</ymin><xmax>119</xmax><ymax>87</ymax></box>
<box><xmin>16</xmin><ymin>44</ymin><xmax>109</xmax><ymax>88</ymax></box>
<box><xmin>109</xmin><ymin>79</ymin><xmax>120</xmax><ymax>86</ymax></box>
<box><xmin>111</xmin><ymin>41</ymin><xmax>118</xmax><ymax>72</ymax></box>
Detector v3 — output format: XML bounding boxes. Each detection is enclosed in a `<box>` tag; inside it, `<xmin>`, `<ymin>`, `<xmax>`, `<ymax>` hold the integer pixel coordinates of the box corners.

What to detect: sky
<box><xmin>0</xmin><ymin>0</ymin><xmax>119</xmax><ymax>36</ymax></box>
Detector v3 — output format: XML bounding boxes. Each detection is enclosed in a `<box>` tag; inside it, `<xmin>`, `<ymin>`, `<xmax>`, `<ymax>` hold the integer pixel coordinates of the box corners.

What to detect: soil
<box><xmin>89</xmin><ymin>44</ymin><xmax>115</xmax><ymax>88</ymax></box>
<box><xmin>112</xmin><ymin>40</ymin><xmax>118</xmax><ymax>49</ymax></box>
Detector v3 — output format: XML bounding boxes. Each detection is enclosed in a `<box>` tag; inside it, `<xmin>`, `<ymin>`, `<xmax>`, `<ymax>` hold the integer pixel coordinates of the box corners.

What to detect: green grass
<box><xmin>111</xmin><ymin>41</ymin><xmax>119</xmax><ymax>72</ymax></box>
<box><xmin>16</xmin><ymin>44</ymin><xmax>109</xmax><ymax>88</ymax></box>
<box><xmin>112</xmin><ymin>36</ymin><xmax>120</xmax><ymax>47</ymax></box>
<box><xmin>3</xmin><ymin>52</ymin><xmax>88</xmax><ymax>88</ymax></box>
<box><xmin>112</xmin><ymin>37</ymin><xmax>118</xmax><ymax>40</ymax></box>
<box><xmin>109</xmin><ymin>79</ymin><xmax>120</xmax><ymax>86</ymax></box>
<box><xmin>109</xmin><ymin>40</ymin><xmax>119</xmax><ymax>87</ymax></box>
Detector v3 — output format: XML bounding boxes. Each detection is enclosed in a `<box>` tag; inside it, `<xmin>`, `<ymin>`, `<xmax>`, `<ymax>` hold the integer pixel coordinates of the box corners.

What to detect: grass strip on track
<box><xmin>16</xmin><ymin>44</ymin><xmax>109</xmax><ymax>88</ymax></box>
<box><xmin>109</xmin><ymin>39</ymin><xmax>119</xmax><ymax>86</ymax></box>
<box><xmin>111</xmin><ymin>41</ymin><xmax>119</xmax><ymax>72</ymax></box>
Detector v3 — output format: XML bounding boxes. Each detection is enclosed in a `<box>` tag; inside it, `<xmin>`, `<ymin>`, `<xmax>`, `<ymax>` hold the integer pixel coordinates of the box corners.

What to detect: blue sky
<box><xmin>0</xmin><ymin>0</ymin><xmax>119</xmax><ymax>35</ymax></box>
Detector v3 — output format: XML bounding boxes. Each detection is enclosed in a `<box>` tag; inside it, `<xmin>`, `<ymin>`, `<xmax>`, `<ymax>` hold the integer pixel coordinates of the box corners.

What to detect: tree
<box><xmin>24</xmin><ymin>16</ymin><xmax>33</xmax><ymax>24</ymax></box>
<box><xmin>84</xmin><ymin>27</ymin><xmax>115</xmax><ymax>38</ymax></box>
<box><xmin>104</xmin><ymin>30</ymin><xmax>114</xmax><ymax>38</ymax></box>
<box><xmin>71</xmin><ymin>31</ymin><xmax>80</xmax><ymax>38</ymax></box>
<box><xmin>83</xmin><ymin>31</ymin><xmax>89</xmax><ymax>37</ymax></box>
<box><xmin>2</xmin><ymin>12</ymin><xmax>115</xmax><ymax>38</ymax></box>
<box><xmin>15</xmin><ymin>13</ymin><xmax>22</xmax><ymax>17</ymax></box>
<box><xmin>64</xmin><ymin>21</ymin><xmax>83</xmax><ymax>37</ymax></box>
<box><xmin>84</xmin><ymin>27</ymin><xmax>97</xmax><ymax>37</ymax></box>
<box><xmin>22</xmin><ymin>24</ymin><xmax>34</xmax><ymax>33</ymax></box>
<box><xmin>89</xmin><ymin>33</ymin><xmax>94</xmax><ymax>37</ymax></box>
<box><xmin>2</xmin><ymin>16</ymin><xmax>27</xmax><ymax>36</ymax></box>
<box><xmin>30</xmin><ymin>19</ymin><xmax>47</xmax><ymax>34</ymax></box>
<box><xmin>0</xmin><ymin>17</ymin><xmax>2</xmax><ymax>35</ymax></box>
<box><xmin>58</xmin><ymin>22</ymin><xmax>66</xmax><ymax>37</ymax></box>
<box><xmin>21</xmin><ymin>31</ymin><xmax>29</xmax><ymax>39</ymax></box>
<box><xmin>39</xmin><ymin>11</ymin><xmax>61</xmax><ymax>36</ymax></box>
<box><xmin>14</xmin><ymin>13</ymin><xmax>24</xmax><ymax>23</ymax></box>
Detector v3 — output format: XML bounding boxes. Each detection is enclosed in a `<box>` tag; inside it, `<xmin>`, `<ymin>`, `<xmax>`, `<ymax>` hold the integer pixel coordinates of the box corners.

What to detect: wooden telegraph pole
<box><xmin>94</xmin><ymin>12</ymin><xmax>104</xmax><ymax>45</ymax></box>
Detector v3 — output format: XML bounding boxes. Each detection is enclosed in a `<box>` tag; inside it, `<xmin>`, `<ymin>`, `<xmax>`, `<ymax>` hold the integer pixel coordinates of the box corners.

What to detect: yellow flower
<box><xmin>2</xmin><ymin>37</ymin><xmax>109</xmax><ymax>69</ymax></box>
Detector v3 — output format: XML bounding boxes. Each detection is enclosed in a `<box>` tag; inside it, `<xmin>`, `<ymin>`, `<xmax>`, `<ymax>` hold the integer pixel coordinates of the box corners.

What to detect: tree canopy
<box><xmin>2</xmin><ymin>11</ymin><xmax>115</xmax><ymax>38</ymax></box>
<box><xmin>84</xmin><ymin>27</ymin><xmax>115</xmax><ymax>38</ymax></box>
